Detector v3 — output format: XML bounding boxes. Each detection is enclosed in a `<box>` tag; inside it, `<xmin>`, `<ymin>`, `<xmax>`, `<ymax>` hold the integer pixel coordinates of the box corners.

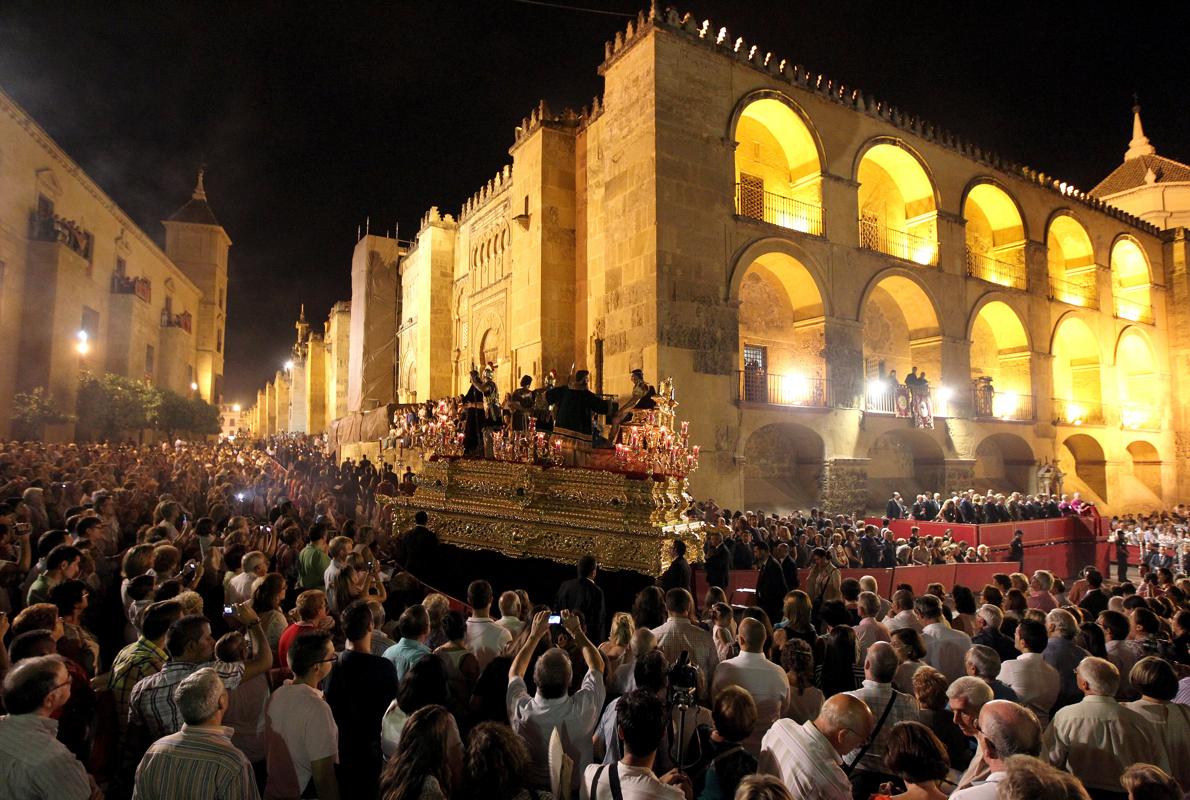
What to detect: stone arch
<box><xmin>741</xmin><ymin>422</ymin><xmax>825</xmax><ymax>512</ymax></box>
<box><xmin>866</xmin><ymin>428</ymin><xmax>945</xmax><ymax>512</ymax></box>
<box><xmin>1046</xmin><ymin>211</ymin><xmax>1098</xmax><ymax>308</ymax></box>
<box><xmin>860</xmin><ymin>270</ymin><xmax>943</xmax><ymax>390</ymax></box>
<box><xmin>962</xmin><ymin>179</ymin><xmax>1028</xmax><ymax>289</ymax></box>
<box><xmin>974</xmin><ymin>433</ymin><xmax>1035</xmax><ymax>493</ymax></box>
<box><xmin>1060</xmin><ymin>433</ymin><xmax>1108</xmax><ymax>503</ymax></box>
<box><xmin>1109</xmin><ymin>235</ymin><xmax>1153</xmax><ymax>322</ymax></box>
<box><xmin>730</xmin><ymin>91</ymin><xmax>825</xmax><ymax>233</ymax></box>
<box><xmin>728</xmin><ymin>237</ymin><xmax>831</xmax><ymax>312</ymax></box>
<box><xmin>854</xmin><ymin>138</ymin><xmax>940</xmax><ymax>265</ymax></box>
<box><xmin>1115</xmin><ymin>327</ymin><xmax>1159</xmax><ymax>430</ymax></box>
<box><xmin>968</xmin><ymin>299</ymin><xmax>1032</xmax><ymax>419</ymax></box>
<box><xmin>1050</xmin><ymin>312</ymin><xmax>1102</xmax><ymax>423</ymax></box>
<box><xmin>734</xmin><ymin>251</ymin><xmax>827</xmax><ymax>405</ymax></box>
<box><xmin>1126</xmin><ymin>440</ymin><xmax>1163</xmax><ymax>501</ymax></box>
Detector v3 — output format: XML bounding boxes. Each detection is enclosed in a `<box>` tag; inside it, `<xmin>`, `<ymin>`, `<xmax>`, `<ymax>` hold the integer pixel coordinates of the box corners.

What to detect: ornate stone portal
<box><xmin>377</xmin><ymin>458</ymin><xmax>704</xmax><ymax>576</ymax></box>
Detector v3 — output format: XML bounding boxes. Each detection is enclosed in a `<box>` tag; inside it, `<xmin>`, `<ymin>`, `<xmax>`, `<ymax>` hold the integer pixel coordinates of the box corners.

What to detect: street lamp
<box><xmin>232</xmin><ymin>403</ymin><xmax>241</xmax><ymax>413</ymax></box>
<box><xmin>284</xmin><ymin>360</ymin><xmax>294</xmax><ymax>372</ymax></box>
<box><xmin>190</xmin><ymin>382</ymin><xmax>199</xmax><ymax>391</ymax></box>
<box><xmin>75</xmin><ymin>330</ymin><xmax>90</xmax><ymax>355</ymax></box>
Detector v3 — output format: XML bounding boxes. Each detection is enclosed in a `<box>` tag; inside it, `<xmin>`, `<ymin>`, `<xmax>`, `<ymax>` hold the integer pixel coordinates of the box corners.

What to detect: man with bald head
<box><xmin>951</xmin><ymin>700</ymin><xmax>1042</xmax><ymax>800</ymax></box>
<box><xmin>711</xmin><ymin>617</ymin><xmax>790</xmax><ymax>753</ymax></box>
<box><xmin>844</xmin><ymin>640</ymin><xmax>920</xmax><ymax>794</ymax></box>
<box><xmin>760</xmin><ymin>693</ymin><xmax>876</xmax><ymax>800</ymax></box>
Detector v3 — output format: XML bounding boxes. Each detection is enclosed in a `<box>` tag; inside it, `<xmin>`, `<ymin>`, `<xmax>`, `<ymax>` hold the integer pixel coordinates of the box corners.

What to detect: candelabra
<box><xmin>408</xmin><ymin>399</ymin><xmax>465</xmax><ymax>459</ymax></box>
<box><xmin>491</xmin><ymin>417</ymin><xmax>564</xmax><ymax>466</ymax></box>
<box><xmin>613</xmin><ymin>377</ymin><xmax>700</xmax><ymax>478</ymax></box>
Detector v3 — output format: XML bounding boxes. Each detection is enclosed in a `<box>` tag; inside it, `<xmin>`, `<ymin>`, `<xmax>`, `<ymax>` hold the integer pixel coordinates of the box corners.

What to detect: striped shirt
<box><xmin>133</xmin><ymin>724</ymin><xmax>258</xmax><ymax>800</ymax></box>
<box><xmin>130</xmin><ymin>660</ymin><xmax>245</xmax><ymax>740</ymax></box>
<box><xmin>0</xmin><ymin>713</ymin><xmax>91</xmax><ymax>800</ymax></box>
<box><xmin>110</xmin><ymin>636</ymin><xmax>169</xmax><ymax>736</ymax></box>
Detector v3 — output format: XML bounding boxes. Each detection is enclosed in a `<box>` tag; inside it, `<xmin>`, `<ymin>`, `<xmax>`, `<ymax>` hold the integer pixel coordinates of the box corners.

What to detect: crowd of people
<box><xmin>0</xmin><ymin>436</ymin><xmax>1187</xmax><ymax>800</ymax></box>
<box><xmin>880</xmin><ymin>489</ymin><xmax>1101</xmax><ymax>525</ymax></box>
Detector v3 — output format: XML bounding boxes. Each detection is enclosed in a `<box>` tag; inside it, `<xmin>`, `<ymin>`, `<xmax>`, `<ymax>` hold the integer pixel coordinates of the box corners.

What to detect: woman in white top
<box><xmin>1125</xmin><ymin>657</ymin><xmax>1190</xmax><ymax>792</ymax></box>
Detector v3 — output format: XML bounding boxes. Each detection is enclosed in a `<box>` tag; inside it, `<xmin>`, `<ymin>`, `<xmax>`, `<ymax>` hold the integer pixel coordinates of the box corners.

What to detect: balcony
<box><xmin>28</xmin><ymin>212</ymin><xmax>92</xmax><ymax>260</ymax></box>
<box><xmin>1048</xmin><ymin>274</ymin><xmax>1099</xmax><ymax>309</ymax></box>
<box><xmin>966</xmin><ymin>247</ymin><xmax>1027</xmax><ymax>290</ymax></box>
<box><xmin>865</xmin><ymin>382</ymin><xmax>958</xmax><ymax>417</ymax></box>
<box><xmin>162</xmin><ymin>310</ymin><xmax>193</xmax><ymax>334</ymax></box>
<box><xmin>111</xmin><ymin>273</ymin><xmax>152</xmax><ymax>303</ymax></box>
<box><xmin>1113</xmin><ymin>295</ymin><xmax>1154</xmax><ymax>325</ymax></box>
<box><xmin>972</xmin><ymin>383</ymin><xmax>1035</xmax><ymax>421</ymax></box>
<box><xmin>1121</xmin><ymin>402</ymin><xmax>1160</xmax><ymax>431</ymax></box>
<box><xmin>859</xmin><ymin>216</ymin><xmax>938</xmax><ymax>266</ymax></box>
<box><xmin>734</xmin><ymin>184</ymin><xmax>823</xmax><ymax>236</ymax></box>
<box><xmin>736</xmin><ymin>370</ymin><xmax>830</xmax><ymax>408</ymax></box>
<box><xmin>1052</xmin><ymin>398</ymin><xmax>1105</xmax><ymax>426</ymax></box>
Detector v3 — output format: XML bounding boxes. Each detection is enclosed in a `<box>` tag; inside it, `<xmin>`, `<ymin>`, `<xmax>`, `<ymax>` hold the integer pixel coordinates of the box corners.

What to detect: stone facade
<box><xmin>0</xmin><ymin>87</ymin><xmax>230</xmax><ymax>438</ymax></box>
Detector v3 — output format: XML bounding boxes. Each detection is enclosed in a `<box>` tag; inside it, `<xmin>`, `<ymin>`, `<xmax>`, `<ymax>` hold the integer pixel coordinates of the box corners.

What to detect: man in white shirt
<box><xmin>508</xmin><ymin>609</ymin><xmax>605</xmax><ymax>793</ymax></box>
<box><xmin>1043</xmin><ymin>657</ymin><xmax>1170</xmax><ymax>797</ymax></box>
<box><xmin>885</xmin><ymin>589</ymin><xmax>921</xmax><ymax>633</ymax></box>
<box><xmin>321</xmin><ymin>536</ymin><xmax>352</xmax><ymax>613</ymax></box>
<box><xmin>495</xmin><ymin>590</ymin><xmax>524</xmax><ymax>636</ymax></box>
<box><xmin>711</xmin><ymin>618</ymin><xmax>790</xmax><ymax>753</ymax></box>
<box><xmin>264</xmin><ymin>629</ymin><xmax>339</xmax><ymax>800</ymax></box>
<box><xmin>951</xmin><ymin>699</ymin><xmax>1042</xmax><ymax>800</ymax></box>
<box><xmin>843</xmin><ymin>642</ymin><xmax>919</xmax><ymax>782</ymax></box>
<box><xmin>651</xmin><ymin>589</ymin><xmax>718</xmax><ymax>701</ymax></box>
<box><xmin>998</xmin><ymin>619</ymin><xmax>1061</xmax><ymax>727</ymax></box>
<box><xmin>227</xmin><ymin>550</ymin><xmax>267</xmax><ymax>604</ymax></box>
<box><xmin>759</xmin><ymin>693</ymin><xmax>875</xmax><ymax>800</ymax></box>
<box><xmin>916</xmin><ymin>594</ymin><xmax>972</xmax><ymax>683</ymax></box>
<box><xmin>581</xmin><ymin>689</ymin><xmax>691</xmax><ymax>800</ymax></box>
<box><xmin>464</xmin><ymin>579</ymin><xmax>512</xmax><ymax>671</ymax></box>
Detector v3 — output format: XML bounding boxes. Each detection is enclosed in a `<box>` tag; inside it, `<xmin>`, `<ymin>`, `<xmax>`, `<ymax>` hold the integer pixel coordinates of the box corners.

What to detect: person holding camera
<box><xmin>582</xmin><ymin>689</ymin><xmax>693</xmax><ymax>800</ymax></box>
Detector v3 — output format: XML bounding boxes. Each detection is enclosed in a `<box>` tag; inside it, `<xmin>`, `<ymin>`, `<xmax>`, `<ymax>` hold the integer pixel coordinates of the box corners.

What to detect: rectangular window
<box><xmin>145</xmin><ymin>344</ymin><xmax>155</xmax><ymax>378</ymax></box>
<box><xmin>742</xmin><ymin>343</ymin><xmax>768</xmax><ymax>403</ymax></box>
<box><xmin>219</xmin><ymin>288</ymin><xmax>224</xmax><ymax>309</ymax></box>
<box><xmin>81</xmin><ymin>306</ymin><xmax>100</xmax><ymax>339</ymax></box>
<box><xmin>37</xmin><ymin>194</ymin><xmax>54</xmax><ymax>218</ymax></box>
<box><xmin>738</xmin><ymin>172</ymin><xmax>765</xmax><ymax>220</ymax></box>
<box><xmin>115</xmin><ymin>257</ymin><xmax>126</xmax><ymax>278</ymax></box>
<box><xmin>217</xmin><ymin>329</ymin><xmax>223</xmax><ymax>353</ymax></box>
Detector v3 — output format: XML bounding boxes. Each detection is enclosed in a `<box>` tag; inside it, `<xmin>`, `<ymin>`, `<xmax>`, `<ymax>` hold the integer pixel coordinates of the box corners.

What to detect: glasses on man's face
<box><xmin>843</xmin><ymin>727</ymin><xmax>871</xmax><ymax>748</ymax></box>
<box><xmin>52</xmin><ymin>678</ymin><xmax>71</xmax><ymax>693</ymax></box>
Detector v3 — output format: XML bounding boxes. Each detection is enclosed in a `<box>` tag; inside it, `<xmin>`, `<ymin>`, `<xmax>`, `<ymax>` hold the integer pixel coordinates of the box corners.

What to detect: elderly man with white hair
<box><xmin>971</xmin><ymin>603</ymin><xmax>1018</xmax><ymax>663</ymax></box>
<box><xmin>946</xmin><ymin>676</ymin><xmax>995</xmax><ymax>787</ymax></box>
<box><xmin>965</xmin><ymin>644</ymin><xmax>1019</xmax><ymax>702</ymax></box>
<box><xmin>951</xmin><ymin>699</ymin><xmax>1043</xmax><ymax>800</ymax></box>
<box><xmin>760</xmin><ymin>694</ymin><xmax>876</xmax><ymax>800</ymax></box>
<box><xmin>858</xmin><ymin>575</ymin><xmax>892</xmax><ymax>619</ymax></box>
<box><xmin>1042</xmin><ymin>608</ymin><xmax>1089</xmax><ymax>711</ymax></box>
<box><xmin>1042</xmin><ymin>656</ymin><xmax>1169</xmax><ymax>798</ymax></box>
<box><xmin>508</xmin><ymin>609</ymin><xmax>605</xmax><ymax>792</ymax></box>
<box><xmin>133</xmin><ymin>666</ymin><xmax>258</xmax><ymax>799</ymax></box>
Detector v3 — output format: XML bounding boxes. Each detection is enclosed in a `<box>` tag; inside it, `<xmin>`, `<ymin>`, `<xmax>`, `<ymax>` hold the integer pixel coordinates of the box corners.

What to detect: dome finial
<box><xmin>1126</xmin><ymin>96</ymin><xmax>1156</xmax><ymax>160</ymax></box>
<box><xmin>192</xmin><ymin>165</ymin><xmax>207</xmax><ymax>201</ymax></box>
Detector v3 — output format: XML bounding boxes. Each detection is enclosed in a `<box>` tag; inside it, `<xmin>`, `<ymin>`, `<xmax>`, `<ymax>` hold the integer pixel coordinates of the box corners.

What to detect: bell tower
<box><xmin>162</xmin><ymin>168</ymin><xmax>231</xmax><ymax>403</ymax></box>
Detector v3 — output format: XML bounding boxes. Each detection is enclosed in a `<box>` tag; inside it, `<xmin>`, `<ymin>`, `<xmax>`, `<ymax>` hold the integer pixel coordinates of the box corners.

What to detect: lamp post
<box><xmin>75</xmin><ymin>330</ymin><xmax>90</xmax><ymax>356</ymax></box>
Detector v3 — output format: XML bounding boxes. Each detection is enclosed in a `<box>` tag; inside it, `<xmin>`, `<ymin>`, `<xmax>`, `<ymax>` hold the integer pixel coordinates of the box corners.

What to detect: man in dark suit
<box><xmin>703</xmin><ymin>531</ymin><xmax>731</xmax><ymax>590</ymax></box>
<box><xmin>398</xmin><ymin>510</ymin><xmax>440</xmax><ymax>585</ymax></box>
<box><xmin>959</xmin><ymin>492</ymin><xmax>978</xmax><ymax>524</ymax></box>
<box><xmin>923</xmin><ymin>493</ymin><xmax>941</xmax><ymax>521</ymax></box>
<box><xmin>879</xmin><ymin>529</ymin><xmax>898</xmax><ymax>568</ymax></box>
<box><xmin>773</xmin><ymin>541</ymin><xmax>799</xmax><ymax>590</ymax></box>
<box><xmin>1077</xmin><ymin>569</ymin><xmax>1110</xmax><ymax>617</ymax></box>
<box><xmin>885</xmin><ymin>492</ymin><xmax>906</xmax><ymax>520</ymax></box>
<box><xmin>1008</xmin><ymin>530</ymin><xmax>1025</xmax><ymax>569</ymax></box>
<box><xmin>555</xmin><ymin>554</ymin><xmax>607</xmax><ymax>642</ymax></box>
<box><xmin>752</xmin><ymin>541</ymin><xmax>788</xmax><ymax>623</ymax></box>
<box><xmin>658</xmin><ymin>539</ymin><xmax>692</xmax><ymax>594</ymax></box>
<box><xmin>731</xmin><ymin>530</ymin><xmax>755</xmax><ymax>570</ymax></box>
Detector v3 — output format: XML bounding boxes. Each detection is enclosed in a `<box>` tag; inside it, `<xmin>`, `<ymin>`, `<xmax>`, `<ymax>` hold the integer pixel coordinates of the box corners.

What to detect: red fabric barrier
<box><xmin>953</xmin><ymin>562</ymin><xmax>1015</xmax><ymax>589</ymax></box>
<box><xmin>865</xmin><ymin>519</ymin><xmax>979</xmax><ymax>547</ymax></box>
<box><xmin>976</xmin><ymin>523</ymin><xmax>1017</xmax><ymax>548</ymax></box>
<box><xmin>893</xmin><ymin>564</ymin><xmax>957</xmax><ymax>594</ymax></box>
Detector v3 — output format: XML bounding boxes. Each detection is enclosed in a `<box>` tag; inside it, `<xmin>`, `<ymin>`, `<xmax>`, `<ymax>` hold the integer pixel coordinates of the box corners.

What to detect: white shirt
<box><xmin>921</xmin><ymin>621</ymin><xmax>972</xmax><ymax>684</ymax></box>
<box><xmin>580</xmin><ymin>762</ymin><xmax>684</xmax><ymax>800</ymax></box>
<box><xmin>496</xmin><ymin>615</ymin><xmax>525</xmax><ymax>636</ymax></box>
<box><xmin>711</xmin><ymin>650</ymin><xmax>791</xmax><ymax>753</ymax></box>
<box><xmin>1042</xmin><ymin>695</ymin><xmax>1169</xmax><ymax>792</ymax></box>
<box><xmin>264</xmin><ymin>682</ymin><xmax>338</xmax><ymax>799</ymax></box>
<box><xmin>949</xmin><ymin>769</ymin><xmax>1005</xmax><ymax>800</ymax></box>
<box><xmin>885</xmin><ymin>609</ymin><xmax>921</xmax><ymax>633</ymax></box>
<box><xmin>465</xmin><ymin>616</ymin><xmax>513</xmax><ymax>671</ymax></box>
<box><xmin>855</xmin><ymin>617</ymin><xmax>890</xmax><ymax>657</ymax></box>
<box><xmin>226</xmin><ymin>570</ymin><xmax>257</xmax><ymax>605</ymax></box>
<box><xmin>508</xmin><ymin>670</ymin><xmax>606</xmax><ymax>791</ymax></box>
<box><xmin>999</xmin><ymin>652</ymin><xmax>1060</xmax><ymax>727</ymax></box>
<box><xmin>1125</xmin><ymin>699</ymin><xmax>1190</xmax><ymax>791</ymax></box>
<box><xmin>759</xmin><ymin>719</ymin><xmax>851</xmax><ymax>800</ymax></box>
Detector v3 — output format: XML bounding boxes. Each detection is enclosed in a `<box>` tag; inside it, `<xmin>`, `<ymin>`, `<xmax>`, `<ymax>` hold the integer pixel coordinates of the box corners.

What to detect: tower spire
<box><xmin>299</xmin><ymin>303</ymin><xmax>307</xmax><ymax>324</ymax></box>
<box><xmin>192</xmin><ymin>166</ymin><xmax>207</xmax><ymax>200</ymax></box>
<box><xmin>1125</xmin><ymin>99</ymin><xmax>1156</xmax><ymax>160</ymax></box>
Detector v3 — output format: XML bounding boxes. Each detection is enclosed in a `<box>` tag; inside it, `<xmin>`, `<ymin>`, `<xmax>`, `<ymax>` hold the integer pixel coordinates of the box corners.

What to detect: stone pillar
<box><xmin>821</xmin><ymin>458</ymin><xmax>869</xmax><ymax>517</ymax></box>
<box><xmin>1025</xmin><ymin>240</ymin><xmax>1048</xmax><ymax>296</ymax></box>
<box><xmin>820</xmin><ymin>174</ymin><xmax>859</xmax><ymax>248</ymax></box>
<box><xmin>822</xmin><ymin>317</ymin><xmax>864</xmax><ymax>408</ymax></box>
<box><xmin>943</xmin><ymin>459</ymin><xmax>977</xmax><ymax>493</ymax></box>
<box><xmin>936</xmin><ymin>211</ymin><xmax>966</xmax><ymax>278</ymax></box>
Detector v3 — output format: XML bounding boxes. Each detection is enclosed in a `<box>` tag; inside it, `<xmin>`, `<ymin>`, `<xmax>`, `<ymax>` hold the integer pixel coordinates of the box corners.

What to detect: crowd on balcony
<box><xmin>31</xmin><ymin>211</ymin><xmax>92</xmax><ymax>259</ymax></box>
<box><xmin>0</xmin><ymin>436</ymin><xmax>1186</xmax><ymax>800</ymax></box>
<box><xmin>882</xmin><ymin>489</ymin><xmax>1099</xmax><ymax>526</ymax></box>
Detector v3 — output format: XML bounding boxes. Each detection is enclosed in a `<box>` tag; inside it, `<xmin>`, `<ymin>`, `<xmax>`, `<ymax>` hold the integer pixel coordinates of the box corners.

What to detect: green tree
<box><xmin>76</xmin><ymin>371</ymin><xmax>160</xmax><ymax>440</ymax></box>
<box><xmin>10</xmin><ymin>388</ymin><xmax>73</xmax><ymax>441</ymax></box>
<box><xmin>152</xmin><ymin>390</ymin><xmax>221</xmax><ymax>438</ymax></box>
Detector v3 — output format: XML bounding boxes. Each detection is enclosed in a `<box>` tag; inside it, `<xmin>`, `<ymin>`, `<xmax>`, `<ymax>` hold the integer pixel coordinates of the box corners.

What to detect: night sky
<box><xmin>2</xmin><ymin>1</ymin><xmax>1186</xmax><ymax>404</ymax></box>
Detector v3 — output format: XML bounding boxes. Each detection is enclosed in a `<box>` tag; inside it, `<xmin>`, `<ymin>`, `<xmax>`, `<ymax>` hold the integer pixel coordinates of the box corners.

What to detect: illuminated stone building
<box><xmin>0</xmin><ymin>87</ymin><xmax>229</xmax><ymax>439</ymax></box>
<box><xmin>250</xmin><ymin>9</ymin><xmax>1189</xmax><ymax>514</ymax></box>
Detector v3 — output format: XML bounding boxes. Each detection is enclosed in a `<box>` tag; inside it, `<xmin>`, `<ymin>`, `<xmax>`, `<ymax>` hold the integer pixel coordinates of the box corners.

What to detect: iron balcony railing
<box><xmin>966</xmin><ymin>247</ymin><xmax>1027</xmax><ymax>291</ymax></box>
<box><xmin>734</xmin><ymin>184</ymin><xmax>823</xmax><ymax>236</ymax></box>
<box><xmin>1052</xmin><ymin>398</ymin><xmax>1106</xmax><ymax>426</ymax></box>
<box><xmin>736</xmin><ymin>371</ymin><xmax>831</xmax><ymax>408</ymax></box>
<box><xmin>1048</xmin><ymin>274</ymin><xmax>1099</xmax><ymax>309</ymax></box>
<box><xmin>858</xmin><ymin>216</ymin><xmax>939</xmax><ymax>266</ymax></box>
<box><xmin>864</xmin><ymin>383</ymin><xmax>957</xmax><ymax>417</ymax></box>
<box><xmin>972</xmin><ymin>385</ymin><xmax>1035</xmax><ymax>421</ymax></box>
<box><xmin>111</xmin><ymin>273</ymin><xmax>152</xmax><ymax>303</ymax></box>
<box><xmin>1120</xmin><ymin>402</ymin><xmax>1160</xmax><ymax>431</ymax></box>
<box><xmin>1113</xmin><ymin>295</ymin><xmax>1154</xmax><ymax>325</ymax></box>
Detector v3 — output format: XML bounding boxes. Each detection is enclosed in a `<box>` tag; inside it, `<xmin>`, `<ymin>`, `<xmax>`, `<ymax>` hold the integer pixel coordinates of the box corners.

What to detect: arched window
<box><xmin>1110</xmin><ymin>238</ymin><xmax>1153</xmax><ymax>323</ymax></box>
<box><xmin>733</xmin><ymin>97</ymin><xmax>823</xmax><ymax>234</ymax></box>
<box><xmin>1046</xmin><ymin>215</ymin><xmax>1097</xmax><ymax>308</ymax></box>
<box><xmin>963</xmin><ymin>183</ymin><xmax>1026</xmax><ymax>289</ymax></box>
<box><xmin>857</xmin><ymin>144</ymin><xmax>938</xmax><ymax>265</ymax></box>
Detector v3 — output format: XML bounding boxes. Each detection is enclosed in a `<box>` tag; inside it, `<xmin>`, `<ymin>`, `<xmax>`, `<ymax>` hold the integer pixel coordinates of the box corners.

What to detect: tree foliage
<box><xmin>11</xmin><ymin>388</ymin><xmax>73</xmax><ymax>440</ymax></box>
<box><xmin>75</xmin><ymin>371</ymin><xmax>221</xmax><ymax>441</ymax></box>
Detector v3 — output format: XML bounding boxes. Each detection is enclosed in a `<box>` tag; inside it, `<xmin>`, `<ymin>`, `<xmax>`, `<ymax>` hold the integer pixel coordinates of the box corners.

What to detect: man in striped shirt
<box><xmin>110</xmin><ymin>599</ymin><xmax>183</xmax><ymax>740</ymax></box>
<box><xmin>133</xmin><ymin>667</ymin><xmax>258</xmax><ymax>799</ymax></box>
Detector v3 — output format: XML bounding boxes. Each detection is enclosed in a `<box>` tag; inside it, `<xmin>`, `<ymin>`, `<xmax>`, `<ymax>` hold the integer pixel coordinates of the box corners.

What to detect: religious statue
<box><xmin>1037</xmin><ymin>459</ymin><xmax>1055</xmax><ymax>496</ymax></box>
<box><xmin>507</xmin><ymin>375</ymin><xmax>536</xmax><ymax>432</ymax></box>
<box><xmin>611</xmin><ymin>368</ymin><xmax>658</xmax><ymax>441</ymax></box>
<box><xmin>532</xmin><ymin>370</ymin><xmax>556</xmax><ymax>431</ymax></box>
<box><xmin>1051</xmin><ymin>462</ymin><xmax>1065</xmax><ymax>498</ymax></box>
